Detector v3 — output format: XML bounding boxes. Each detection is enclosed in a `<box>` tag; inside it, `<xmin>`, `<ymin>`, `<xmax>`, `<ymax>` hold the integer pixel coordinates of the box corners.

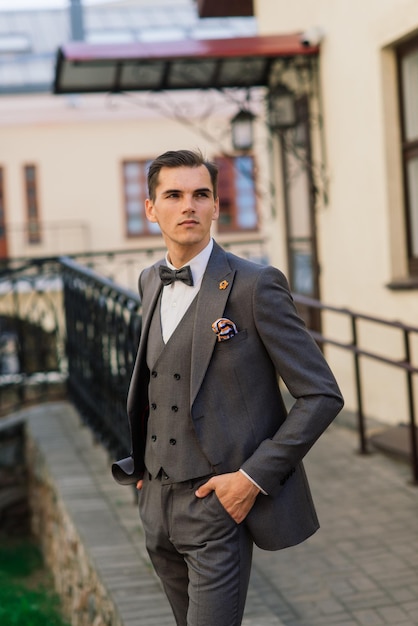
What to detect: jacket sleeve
<box><xmin>112</xmin><ymin>269</ymin><xmax>150</xmax><ymax>486</ymax></box>
<box><xmin>240</xmin><ymin>265</ymin><xmax>344</xmax><ymax>495</ymax></box>
<box><xmin>112</xmin><ymin>456</ymin><xmax>139</xmax><ymax>485</ymax></box>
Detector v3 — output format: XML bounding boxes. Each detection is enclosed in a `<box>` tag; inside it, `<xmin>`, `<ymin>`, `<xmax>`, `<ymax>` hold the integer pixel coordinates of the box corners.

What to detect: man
<box><xmin>112</xmin><ymin>149</ymin><xmax>343</xmax><ymax>626</ymax></box>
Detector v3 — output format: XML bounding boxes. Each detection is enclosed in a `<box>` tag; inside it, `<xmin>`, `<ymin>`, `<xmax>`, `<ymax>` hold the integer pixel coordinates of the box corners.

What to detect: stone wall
<box><xmin>2</xmin><ymin>403</ymin><xmax>173</xmax><ymax>626</ymax></box>
<box><xmin>0</xmin><ymin>421</ymin><xmax>30</xmax><ymax>536</ymax></box>
<box><xmin>26</xmin><ymin>428</ymin><xmax>123</xmax><ymax>626</ymax></box>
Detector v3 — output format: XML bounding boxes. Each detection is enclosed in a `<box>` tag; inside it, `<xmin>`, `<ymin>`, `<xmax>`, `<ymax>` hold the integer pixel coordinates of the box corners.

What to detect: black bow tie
<box><xmin>159</xmin><ymin>264</ymin><xmax>194</xmax><ymax>287</ymax></box>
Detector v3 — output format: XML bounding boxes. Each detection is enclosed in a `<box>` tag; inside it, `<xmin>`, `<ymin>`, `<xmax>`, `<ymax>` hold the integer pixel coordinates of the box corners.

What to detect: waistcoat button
<box><xmin>174</xmin><ymin>373</ymin><xmax>181</xmax><ymax>380</ymax></box>
<box><xmin>169</xmin><ymin>438</ymin><xmax>176</xmax><ymax>445</ymax></box>
<box><xmin>171</xmin><ymin>405</ymin><xmax>178</xmax><ymax>412</ymax></box>
<box><xmin>151</xmin><ymin>371</ymin><xmax>158</xmax><ymax>378</ymax></box>
<box><xmin>151</xmin><ymin>403</ymin><xmax>157</xmax><ymax>410</ymax></box>
<box><xmin>151</xmin><ymin>435</ymin><xmax>157</xmax><ymax>442</ymax></box>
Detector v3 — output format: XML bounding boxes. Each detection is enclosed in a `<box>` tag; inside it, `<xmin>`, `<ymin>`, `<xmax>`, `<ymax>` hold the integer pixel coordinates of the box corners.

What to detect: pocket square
<box><xmin>212</xmin><ymin>318</ymin><xmax>238</xmax><ymax>342</ymax></box>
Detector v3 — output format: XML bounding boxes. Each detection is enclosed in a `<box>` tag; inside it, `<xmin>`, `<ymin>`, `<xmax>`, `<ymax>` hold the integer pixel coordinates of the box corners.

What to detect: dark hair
<box><xmin>147</xmin><ymin>149</ymin><xmax>218</xmax><ymax>201</ymax></box>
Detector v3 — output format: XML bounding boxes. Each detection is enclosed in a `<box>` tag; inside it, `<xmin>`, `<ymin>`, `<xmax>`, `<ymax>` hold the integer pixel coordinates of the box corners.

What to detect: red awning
<box><xmin>53</xmin><ymin>33</ymin><xmax>319</xmax><ymax>95</ymax></box>
<box><xmin>197</xmin><ymin>0</ymin><xmax>254</xmax><ymax>18</ymax></box>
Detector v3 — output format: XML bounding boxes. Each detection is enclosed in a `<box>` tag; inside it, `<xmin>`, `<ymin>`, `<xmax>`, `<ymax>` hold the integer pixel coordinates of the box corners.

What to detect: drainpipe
<box><xmin>69</xmin><ymin>0</ymin><xmax>85</xmax><ymax>41</ymax></box>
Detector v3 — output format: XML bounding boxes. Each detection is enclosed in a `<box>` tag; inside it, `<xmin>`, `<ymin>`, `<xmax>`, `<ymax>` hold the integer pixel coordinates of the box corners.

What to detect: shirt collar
<box><xmin>165</xmin><ymin>239</ymin><xmax>213</xmax><ymax>285</ymax></box>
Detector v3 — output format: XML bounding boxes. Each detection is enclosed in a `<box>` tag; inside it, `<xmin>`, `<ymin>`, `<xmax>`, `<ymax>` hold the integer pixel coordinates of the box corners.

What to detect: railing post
<box><xmin>403</xmin><ymin>329</ymin><xmax>418</xmax><ymax>485</ymax></box>
<box><xmin>351</xmin><ymin>315</ymin><xmax>368</xmax><ymax>454</ymax></box>
<box><xmin>12</xmin><ymin>279</ymin><xmax>26</xmax><ymax>406</ymax></box>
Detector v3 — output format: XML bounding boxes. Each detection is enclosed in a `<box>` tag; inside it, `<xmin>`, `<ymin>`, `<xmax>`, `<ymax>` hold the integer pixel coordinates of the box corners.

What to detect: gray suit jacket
<box><xmin>112</xmin><ymin>241</ymin><xmax>344</xmax><ymax>550</ymax></box>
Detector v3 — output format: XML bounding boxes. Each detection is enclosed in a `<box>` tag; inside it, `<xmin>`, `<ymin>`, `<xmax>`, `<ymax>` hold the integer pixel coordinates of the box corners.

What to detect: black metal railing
<box><xmin>293</xmin><ymin>294</ymin><xmax>418</xmax><ymax>485</ymax></box>
<box><xmin>0</xmin><ymin>258</ymin><xmax>66</xmax><ymax>413</ymax></box>
<box><xmin>1</xmin><ymin>253</ymin><xmax>418</xmax><ymax>485</ymax></box>
<box><xmin>1</xmin><ymin>236</ymin><xmax>267</xmax><ymax>293</ymax></box>
<box><xmin>60</xmin><ymin>257</ymin><xmax>141</xmax><ymax>460</ymax></box>
<box><xmin>0</xmin><ymin>255</ymin><xmax>141</xmax><ymax>460</ymax></box>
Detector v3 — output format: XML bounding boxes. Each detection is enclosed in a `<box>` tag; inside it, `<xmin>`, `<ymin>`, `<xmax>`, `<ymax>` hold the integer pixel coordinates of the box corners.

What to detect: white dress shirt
<box><xmin>160</xmin><ymin>238</ymin><xmax>213</xmax><ymax>343</ymax></box>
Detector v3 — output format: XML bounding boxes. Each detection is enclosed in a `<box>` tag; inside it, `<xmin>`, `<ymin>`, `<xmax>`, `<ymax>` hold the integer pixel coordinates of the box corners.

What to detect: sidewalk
<box><xmin>22</xmin><ymin>402</ymin><xmax>418</xmax><ymax>626</ymax></box>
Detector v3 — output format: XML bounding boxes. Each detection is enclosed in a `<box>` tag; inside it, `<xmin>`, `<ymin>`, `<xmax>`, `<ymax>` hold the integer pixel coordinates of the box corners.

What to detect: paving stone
<box><xmin>20</xmin><ymin>402</ymin><xmax>418</xmax><ymax>626</ymax></box>
<box><xmin>352</xmin><ymin>609</ymin><xmax>385</xmax><ymax>625</ymax></box>
<box><xmin>376</xmin><ymin>605</ymin><xmax>411</xmax><ymax>623</ymax></box>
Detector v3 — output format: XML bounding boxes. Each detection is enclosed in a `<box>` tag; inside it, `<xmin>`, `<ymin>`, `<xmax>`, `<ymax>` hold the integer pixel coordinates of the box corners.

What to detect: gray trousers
<box><xmin>139</xmin><ymin>472</ymin><xmax>253</xmax><ymax>626</ymax></box>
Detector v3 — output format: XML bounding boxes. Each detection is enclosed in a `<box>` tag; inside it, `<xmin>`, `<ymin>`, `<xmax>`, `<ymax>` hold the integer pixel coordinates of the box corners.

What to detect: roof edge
<box><xmin>58</xmin><ymin>33</ymin><xmax>320</xmax><ymax>63</ymax></box>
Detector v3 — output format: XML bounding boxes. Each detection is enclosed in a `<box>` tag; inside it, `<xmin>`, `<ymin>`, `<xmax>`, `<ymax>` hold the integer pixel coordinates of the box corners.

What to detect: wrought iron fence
<box><xmin>0</xmin><ymin>258</ymin><xmax>66</xmax><ymax>413</ymax></box>
<box><xmin>0</xmin><ymin>254</ymin><xmax>141</xmax><ymax>460</ymax></box>
<box><xmin>1</xmin><ymin>252</ymin><xmax>418</xmax><ymax>485</ymax></box>
<box><xmin>3</xmin><ymin>236</ymin><xmax>267</xmax><ymax>293</ymax></box>
<box><xmin>60</xmin><ymin>257</ymin><xmax>141</xmax><ymax>460</ymax></box>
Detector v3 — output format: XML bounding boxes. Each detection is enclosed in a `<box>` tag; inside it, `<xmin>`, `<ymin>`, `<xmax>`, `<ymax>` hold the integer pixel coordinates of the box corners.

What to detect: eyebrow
<box><xmin>162</xmin><ymin>187</ymin><xmax>213</xmax><ymax>196</ymax></box>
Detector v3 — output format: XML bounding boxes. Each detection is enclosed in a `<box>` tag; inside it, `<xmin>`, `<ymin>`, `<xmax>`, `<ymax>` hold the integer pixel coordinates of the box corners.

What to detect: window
<box><xmin>122</xmin><ymin>160</ymin><xmax>160</xmax><ymax>237</ymax></box>
<box><xmin>86</xmin><ymin>30</ymin><xmax>136</xmax><ymax>44</ymax></box>
<box><xmin>398</xmin><ymin>37</ymin><xmax>418</xmax><ymax>275</ymax></box>
<box><xmin>24</xmin><ymin>165</ymin><xmax>41</xmax><ymax>245</ymax></box>
<box><xmin>0</xmin><ymin>33</ymin><xmax>31</xmax><ymax>54</ymax></box>
<box><xmin>215</xmin><ymin>155</ymin><xmax>258</xmax><ymax>232</ymax></box>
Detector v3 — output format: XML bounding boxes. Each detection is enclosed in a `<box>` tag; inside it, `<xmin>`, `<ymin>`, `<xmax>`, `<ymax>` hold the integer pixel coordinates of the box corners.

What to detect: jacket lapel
<box><xmin>138</xmin><ymin>265</ymin><xmax>163</xmax><ymax>360</ymax></box>
<box><xmin>191</xmin><ymin>242</ymin><xmax>235</xmax><ymax>406</ymax></box>
<box><xmin>131</xmin><ymin>246</ymin><xmax>235</xmax><ymax>409</ymax></box>
<box><xmin>127</xmin><ymin>264</ymin><xmax>162</xmax><ymax>412</ymax></box>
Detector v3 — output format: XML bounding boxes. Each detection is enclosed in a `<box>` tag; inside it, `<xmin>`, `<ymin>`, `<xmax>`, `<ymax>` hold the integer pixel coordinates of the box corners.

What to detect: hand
<box><xmin>195</xmin><ymin>471</ymin><xmax>260</xmax><ymax>523</ymax></box>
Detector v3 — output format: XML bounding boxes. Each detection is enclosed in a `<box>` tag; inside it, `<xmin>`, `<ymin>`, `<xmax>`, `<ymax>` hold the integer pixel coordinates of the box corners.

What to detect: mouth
<box><xmin>179</xmin><ymin>219</ymin><xmax>199</xmax><ymax>226</ymax></box>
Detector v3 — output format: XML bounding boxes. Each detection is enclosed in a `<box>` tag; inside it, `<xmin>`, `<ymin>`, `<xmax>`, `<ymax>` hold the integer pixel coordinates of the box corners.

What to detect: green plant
<box><xmin>0</xmin><ymin>541</ymin><xmax>70</xmax><ymax>626</ymax></box>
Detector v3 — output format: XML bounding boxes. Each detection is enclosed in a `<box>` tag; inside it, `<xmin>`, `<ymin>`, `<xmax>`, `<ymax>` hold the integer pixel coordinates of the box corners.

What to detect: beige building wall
<box><xmin>256</xmin><ymin>0</ymin><xmax>418</xmax><ymax>425</ymax></box>
<box><xmin>2</xmin><ymin>0</ymin><xmax>418</xmax><ymax>426</ymax></box>
<box><xmin>0</xmin><ymin>91</ymin><xmax>270</xmax><ymax>261</ymax></box>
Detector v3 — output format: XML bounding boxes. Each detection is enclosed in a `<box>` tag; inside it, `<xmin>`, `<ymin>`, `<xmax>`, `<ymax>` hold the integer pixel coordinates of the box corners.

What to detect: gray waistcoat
<box><xmin>144</xmin><ymin>294</ymin><xmax>212</xmax><ymax>482</ymax></box>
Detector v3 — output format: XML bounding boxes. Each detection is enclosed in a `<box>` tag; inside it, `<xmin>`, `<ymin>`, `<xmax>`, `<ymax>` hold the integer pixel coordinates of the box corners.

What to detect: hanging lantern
<box><xmin>231</xmin><ymin>109</ymin><xmax>255</xmax><ymax>151</ymax></box>
<box><xmin>268</xmin><ymin>85</ymin><xmax>297</xmax><ymax>130</ymax></box>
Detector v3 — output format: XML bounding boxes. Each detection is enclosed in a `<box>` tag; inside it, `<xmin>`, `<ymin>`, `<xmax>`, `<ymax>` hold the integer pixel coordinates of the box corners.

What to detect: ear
<box><xmin>145</xmin><ymin>198</ymin><xmax>158</xmax><ymax>223</ymax></box>
<box><xmin>212</xmin><ymin>197</ymin><xmax>220</xmax><ymax>221</ymax></box>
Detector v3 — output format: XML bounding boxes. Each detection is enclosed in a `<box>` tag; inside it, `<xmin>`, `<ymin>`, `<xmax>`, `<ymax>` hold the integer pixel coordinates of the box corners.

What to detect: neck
<box><xmin>167</xmin><ymin>240</ymin><xmax>210</xmax><ymax>268</ymax></box>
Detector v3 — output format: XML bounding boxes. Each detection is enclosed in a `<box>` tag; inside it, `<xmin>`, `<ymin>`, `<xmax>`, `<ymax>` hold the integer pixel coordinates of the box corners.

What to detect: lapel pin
<box><xmin>219</xmin><ymin>280</ymin><xmax>229</xmax><ymax>290</ymax></box>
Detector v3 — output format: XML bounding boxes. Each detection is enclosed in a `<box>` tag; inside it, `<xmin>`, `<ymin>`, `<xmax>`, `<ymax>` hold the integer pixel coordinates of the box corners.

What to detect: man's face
<box><xmin>145</xmin><ymin>165</ymin><xmax>219</xmax><ymax>263</ymax></box>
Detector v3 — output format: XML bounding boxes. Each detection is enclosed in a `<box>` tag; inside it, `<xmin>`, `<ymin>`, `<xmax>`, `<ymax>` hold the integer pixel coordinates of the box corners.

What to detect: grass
<box><xmin>0</xmin><ymin>539</ymin><xmax>70</xmax><ymax>626</ymax></box>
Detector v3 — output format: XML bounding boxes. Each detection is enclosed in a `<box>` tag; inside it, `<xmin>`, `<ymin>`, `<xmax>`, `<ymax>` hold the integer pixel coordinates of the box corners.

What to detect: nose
<box><xmin>181</xmin><ymin>194</ymin><xmax>196</xmax><ymax>212</ymax></box>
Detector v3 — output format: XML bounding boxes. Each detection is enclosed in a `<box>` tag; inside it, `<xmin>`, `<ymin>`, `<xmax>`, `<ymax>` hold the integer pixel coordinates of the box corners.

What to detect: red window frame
<box><xmin>214</xmin><ymin>155</ymin><xmax>258</xmax><ymax>233</ymax></box>
<box><xmin>24</xmin><ymin>164</ymin><xmax>41</xmax><ymax>245</ymax></box>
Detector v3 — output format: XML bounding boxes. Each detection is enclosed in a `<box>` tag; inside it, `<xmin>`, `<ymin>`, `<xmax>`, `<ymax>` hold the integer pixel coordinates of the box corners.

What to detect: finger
<box><xmin>195</xmin><ymin>480</ymin><xmax>214</xmax><ymax>498</ymax></box>
<box><xmin>136</xmin><ymin>479</ymin><xmax>143</xmax><ymax>490</ymax></box>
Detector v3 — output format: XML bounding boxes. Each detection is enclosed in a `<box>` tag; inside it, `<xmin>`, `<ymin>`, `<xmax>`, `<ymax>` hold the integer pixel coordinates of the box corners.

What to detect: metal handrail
<box><xmin>58</xmin><ymin>256</ymin><xmax>142</xmax><ymax>460</ymax></box>
<box><xmin>1</xmin><ymin>255</ymin><xmax>417</xmax><ymax>485</ymax></box>
<box><xmin>293</xmin><ymin>293</ymin><xmax>418</xmax><ymax>485</ymax></box>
